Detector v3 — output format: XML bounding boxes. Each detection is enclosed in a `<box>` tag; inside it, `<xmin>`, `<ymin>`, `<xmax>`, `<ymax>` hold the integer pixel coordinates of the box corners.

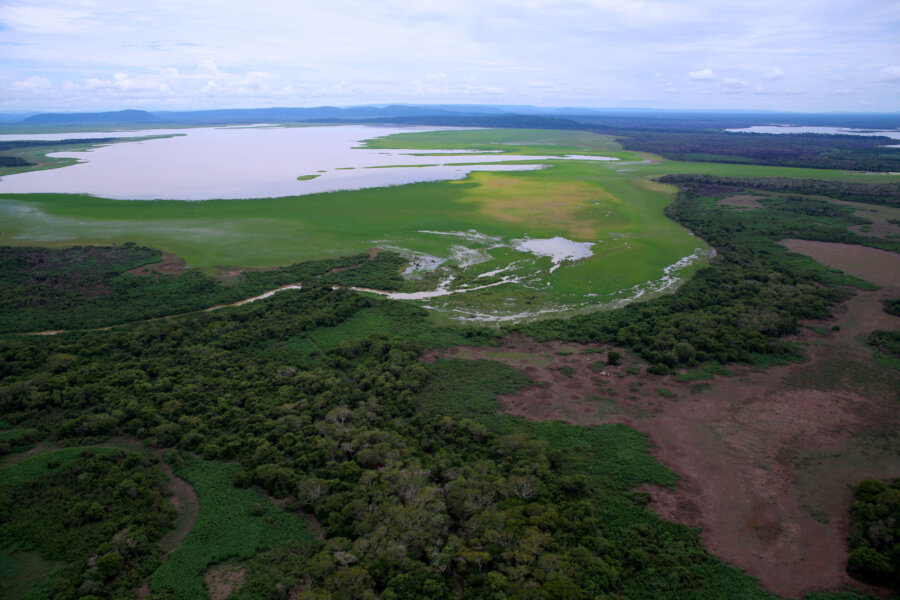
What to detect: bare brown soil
<box><xmin>154</xmin><ymin>450</ymin><xmax>200</xmax><ymax>555</ymax></box>
<box><xmin>820</xmin><ymin>198</ymin><xmax>900</xmax><ymax>239</ymax></box>
<box><xmin>204</xmin><ymin>562</ymin><xmax>247</xmax><ymax>600</ymax></box>
<box><xmin>717</xmin><ymin>194</ymin><xmax>765</xmax><ymax>210</ymax></box>
<box><xmin>427</xmin><ymin>243</ymin><xmax>899</xmax><ymax>598</ymax></box>
<box><xmin>125</xmin><ymin>252</ymin><xmax>188</xmax><ymax>277</ymax></box>
<box><xmin>780</xmin><ymin>239</ymin><xmax>900</xmax><ymax>289</ymax></box>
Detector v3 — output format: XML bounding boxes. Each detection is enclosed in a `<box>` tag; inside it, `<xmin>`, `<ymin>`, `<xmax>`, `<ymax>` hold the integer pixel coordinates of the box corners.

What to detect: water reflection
<box><xmin>0</xmin><ymin>125</ymin><xmax>616</xmax><ymax>200</ymax></box>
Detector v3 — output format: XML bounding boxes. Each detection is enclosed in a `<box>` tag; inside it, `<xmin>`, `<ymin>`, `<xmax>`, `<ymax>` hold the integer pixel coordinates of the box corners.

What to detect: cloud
<box><xmin>761</xmin><ymin>67</ymin><xmax>784</xmax><ymax>81</ymax></box>
<box><xmin>723</xmin><ymin>78</ymin><xmax>751</xmax><ymax>91</ymax></box>
<box><xmin>1</xmin><ymin>0</ymin><xmax>899</xmax><ymax>111</ymax></box>
<box><xmin>196</xmin><ymin>59</ymin><xmax>221</xmax><ymax>76</ymax></box>
<box><xmin>880</xmin><ymin>66</ymin><xmax>900</xmax><ymax>82</ymax></box>
<box><xmin>12</xmin><ymin>76</ymin><xmax>52</xmax><ymax>90</ymax></box>
<box><xmin>688</xmin><ymin>69</ymin><xmax>716</xmax><ymax>81</ymax></box>
<box><xmin>0</xmin><ymin>5</ymin><xmax>103</xmax><ymax>34</ymax></box>
<box><xmin>1</xmin><ymin>63</ymin><xmax>287</xmax><ymax>109</ymax></box>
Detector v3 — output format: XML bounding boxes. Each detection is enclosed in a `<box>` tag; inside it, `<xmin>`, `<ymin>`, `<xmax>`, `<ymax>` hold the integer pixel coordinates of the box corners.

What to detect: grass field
<box><xmin>150</xmin><ymin>455</ymin><xmax>316</xmax><ymax>600</ymax></box>
<box><xmin>2</xmin><ymin>127</ymin><xmax>898</xmax><ymax>321</ymax></box>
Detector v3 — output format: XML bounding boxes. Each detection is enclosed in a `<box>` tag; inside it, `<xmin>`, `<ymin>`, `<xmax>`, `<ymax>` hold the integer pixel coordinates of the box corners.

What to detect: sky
<box><xmin>1</xmin><ymin>0</ymin><xmax>899</xmax><ymax>113</ymax></box>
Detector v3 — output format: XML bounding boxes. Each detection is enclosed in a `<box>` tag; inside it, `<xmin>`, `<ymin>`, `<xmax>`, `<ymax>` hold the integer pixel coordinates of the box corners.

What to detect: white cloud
<box><xmin>761</xmin><ymin>67</ymin><xmax>784</xmax><ymax>80</ymax></box>
<box><xmin>12</xmin><ymin>76</ymin><xmax>53</xmax><ymax>90</ymax></box>
<box><xmin>0</xmin><ymin>5</ymin><xmax>105</xmax><ymax>34</ymax></box>
<box><xmin>0</xmin><ymin>0</ymin><xmax>898</xmax><ymax>110</ymax></box>
<box><xmin>723</xmin><ymin>78</ymin><xmax>751</xmax><ymax>91</ymax></box>
<box><xmin>880</xmin><ymin>66</ymin><xmax>900</xmax><ymax>82</ymax></box>
<box><xmin>688</xmin><ymin>69</ymin><xmax>716</xmax><ymax>81</ymax></box>
<box><xmin>196</xmin><ymin>59</ymin><xmax>221</xmax><ymax>76</ymax></box>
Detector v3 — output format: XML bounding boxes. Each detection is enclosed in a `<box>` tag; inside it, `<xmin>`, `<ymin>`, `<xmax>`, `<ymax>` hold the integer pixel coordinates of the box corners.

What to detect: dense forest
<box><xmin>0</xmin><ymin>246</ymin><xmax>406</xmax><ymax>334</ymax></box>
<box><xmin>656</xmin><ymin>175</ymin><xmax>900</xmax><ymax>208</ymax></box>
<box><xmin>0</xmin><ymin>286</ymin><xmax>881</xmax><ymax>600</ymax></box>
<box><xmin>0</xmin><ymin>448</ymin><xmax>173</xmax><ymax>598</ymax></box>
<box><xmin>613</xmin><ymin>131</ymin><xmax>900</xmax><ymax>172</ymax></box>
<box><xmin>2</xmin><ymin>169</ymin><xmax>897</xmax><ymax>598</ymax></box>
<box><xmin>846</xmin><ymin>478</ymin><xmax>900</xmax><ymax>591</ymax></box>
<box><xmin>0</xmin><ymin>287</ymin><xmax>759</xmax><ymax>600</ymax></box>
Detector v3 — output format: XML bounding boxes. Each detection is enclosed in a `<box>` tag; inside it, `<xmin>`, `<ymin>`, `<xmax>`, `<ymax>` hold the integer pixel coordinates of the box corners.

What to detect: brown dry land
<box><xmin>204</xmin><ymin>562</ymin><xmax>247</xmax><ymax>600</ymax></box>
<box><xmin>820</xmin><ymin>198</ymin><xmax>900</xmax><ymax>240</ymax></box>
<box><xmin>780</xmin><ymin>239</ymin><xmax>900</xmax><ymax>289</ymax></box>
<box><xmin>125</xmin><ymin>252</ymin><xmax>188</xmax><ymax>277</ymax></box>
<box><xmin>427</xmin><ymin>241</ymin><xmax>899</xmax><ymax>598</ymax></box>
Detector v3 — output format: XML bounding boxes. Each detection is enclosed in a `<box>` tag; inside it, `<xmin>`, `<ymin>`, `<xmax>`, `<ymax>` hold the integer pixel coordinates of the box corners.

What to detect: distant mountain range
<box><xmin>7</xmin><ymin>105</ymin><xmax>900</xmax><ymax>130</ymax></box>
<box><xmin>21</xmin><ymin>109</ymin><xmax>159</xmax><ymax>125</ymax></box>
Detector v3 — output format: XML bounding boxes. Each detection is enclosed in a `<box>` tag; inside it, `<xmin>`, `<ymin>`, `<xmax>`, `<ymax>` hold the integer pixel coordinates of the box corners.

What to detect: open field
<box><xmin>816</xmin><ymin>199</ymin><xmax>900</xmax><ymax>239</ymax></box>
<box><xmin>360</xmin><ymin>128</ymin><xmax>629</xmax><ymax>156</ymax></box>
<box><xmin>780</xmin><ymin>239</ymin><xmax>900</xmax><ymax>289</ymax></box>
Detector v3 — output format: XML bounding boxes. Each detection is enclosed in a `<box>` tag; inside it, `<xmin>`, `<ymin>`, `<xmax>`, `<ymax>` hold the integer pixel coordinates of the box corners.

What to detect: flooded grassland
<box><xmin>0</xmin><ymin>125</ymin><xmax>712</xmax><ymax>321</ymax></box>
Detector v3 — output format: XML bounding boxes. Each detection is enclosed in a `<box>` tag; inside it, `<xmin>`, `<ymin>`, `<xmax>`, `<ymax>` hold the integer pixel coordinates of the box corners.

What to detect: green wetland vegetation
<box><xmin>150</xmin><ymin>456</ymin><xmax>315</xmax><ymax>600</ymax></box>
<box><xmin>2</xmin><ymin>127</ymin><xmax>897</xmax><ymax>321</ymax></box>
<box><xmin>0</xmin><ymin>125</ymin><xmax>899</xmax><ymax>599</ymax></box>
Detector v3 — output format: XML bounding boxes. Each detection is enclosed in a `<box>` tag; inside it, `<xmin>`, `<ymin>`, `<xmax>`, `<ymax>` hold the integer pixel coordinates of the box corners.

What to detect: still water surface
<box><xmin>727</xmin><ymin>125</ymin><xmax>900</xmax><ymax>143</ymax></box>
<box><xmin>0</xmin><ymin>125</ymin><xmax>614</xmax><ymax>200</ymax></box>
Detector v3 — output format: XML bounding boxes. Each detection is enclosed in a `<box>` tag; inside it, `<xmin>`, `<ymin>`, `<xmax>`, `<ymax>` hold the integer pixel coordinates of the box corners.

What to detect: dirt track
<box><xmin>426</xmin><ymin>241</ymin><xmax>900</xmax><ymax>598</ymax></box>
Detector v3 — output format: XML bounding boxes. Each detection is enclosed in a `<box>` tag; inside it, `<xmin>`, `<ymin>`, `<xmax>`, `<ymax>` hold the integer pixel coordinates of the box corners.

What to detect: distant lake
<box><xmin>727</xmin><ymin>125</ymin><xmax>900</xmax><ymax>143</ymax></box>
<box><xmin>0</xmin><ymin>124</ymin><xmax>615</xmax><ymax>200</ymax></box>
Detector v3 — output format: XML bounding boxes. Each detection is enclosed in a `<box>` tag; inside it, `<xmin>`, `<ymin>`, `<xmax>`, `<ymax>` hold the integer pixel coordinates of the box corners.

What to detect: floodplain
<box><xmin>0</xmin><ymin>125</ymin><xmax>713</xmax><ymax>321</ymax></box>
<box><xmin>6</xmin><ymin>125</ymin><xmax>895</xmax><ymax>322</ymax></box>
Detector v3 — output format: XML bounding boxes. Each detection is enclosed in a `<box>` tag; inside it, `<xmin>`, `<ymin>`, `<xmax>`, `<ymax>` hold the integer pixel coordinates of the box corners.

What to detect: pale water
<box><xmin>726</xmin><ymin>125</ymin><xmax>900</xmax><ymax>143</ymax></box>
<box><xmin>0</xmin><ymin>124</ymin><xmax>617</xmax><ymax>200</ymax></box>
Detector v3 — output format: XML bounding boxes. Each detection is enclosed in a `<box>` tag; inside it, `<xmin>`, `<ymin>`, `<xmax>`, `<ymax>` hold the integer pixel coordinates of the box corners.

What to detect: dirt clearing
<box><xmin>126</xmin><ymin>252</ymin><xmax>188</xmax><ymax>277</ymax></box>
<box><xmin>204</xmin><ymin>562</ymin><xmax>247</xmax><ymax>600</ymax></box>
<box><xmin>780</xmin><ymin>239</ymin><xmax>900</xmax><ymax>288</ymax></box>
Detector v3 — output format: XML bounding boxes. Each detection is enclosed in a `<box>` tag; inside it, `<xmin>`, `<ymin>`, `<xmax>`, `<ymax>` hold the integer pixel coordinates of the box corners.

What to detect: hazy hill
<box><xmin>21</xmin><ymin>109</ymin><xmax>159</xmax><ymax>125</ymax></box>
<box><xmin>152</xmin><ymin>104</ymin><xmax>474</xmax><ymax>124</ymax></box>
<box><xmin>13</xmin><ymin>104</ymin><xmax>900</xmax><ymax>131</ymax></box>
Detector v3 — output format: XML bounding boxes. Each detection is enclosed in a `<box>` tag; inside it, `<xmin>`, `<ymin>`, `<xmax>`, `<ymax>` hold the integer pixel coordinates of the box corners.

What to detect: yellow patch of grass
<box><xmin>455</xmin><ymin>172</ymin><xmax>620</xmax><ymax>240</ymax></box>
<box><xmin>630</xmin><ymin>176</ymin><xmax>676</xmax><ymax>194</ymax></box>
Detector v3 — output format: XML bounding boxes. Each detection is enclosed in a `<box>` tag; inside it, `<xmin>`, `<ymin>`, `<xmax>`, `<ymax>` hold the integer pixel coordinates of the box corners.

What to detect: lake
<box><xmin>726</xmin><ymin>125</ymin><xmax>900</xmax><ymax>144</ymax></box>
<box><xmin>0</xmin><ymin>124</ymin><xmax>616</xmax><ymax>200</ymax></box>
